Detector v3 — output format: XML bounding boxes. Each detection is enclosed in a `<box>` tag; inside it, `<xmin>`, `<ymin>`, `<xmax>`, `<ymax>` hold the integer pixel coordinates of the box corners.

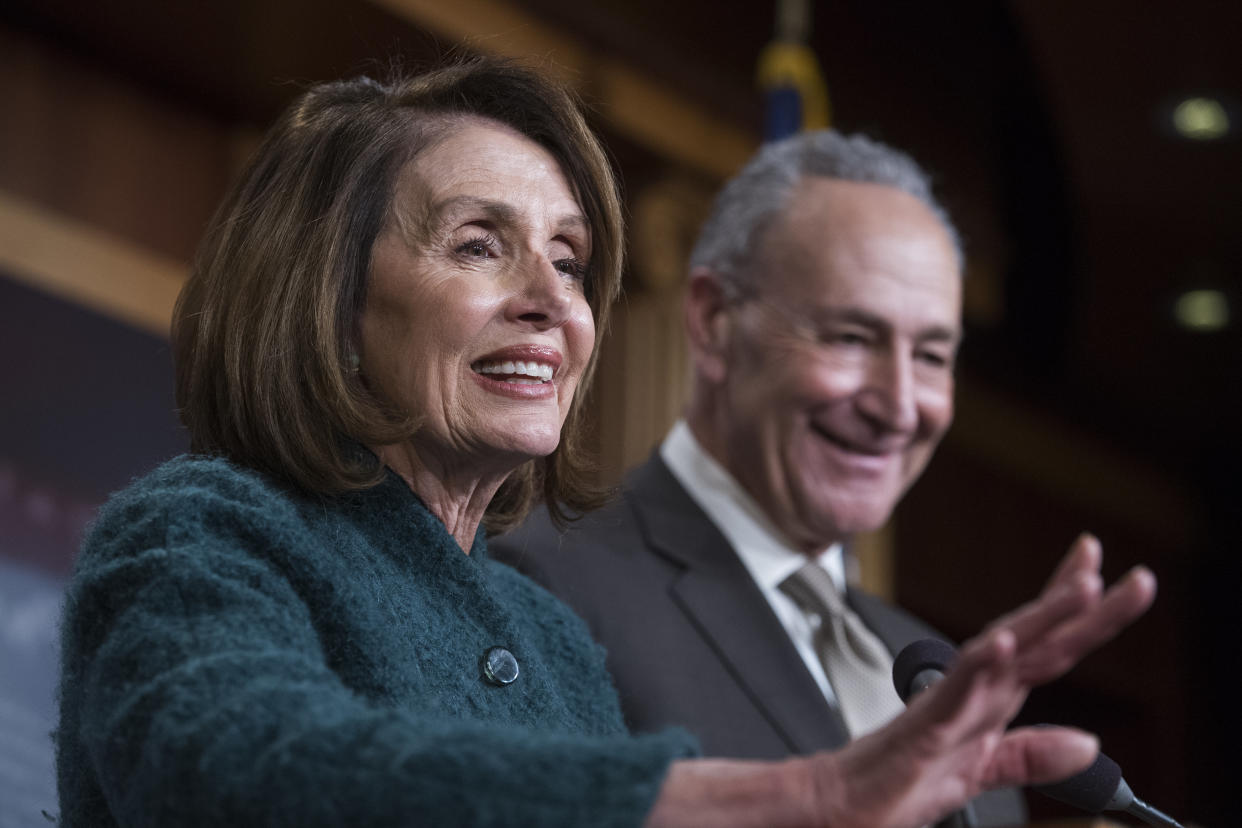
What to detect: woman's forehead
<box><xmin>389</xmin><ymin>122</ymin><xmax>586</xmax><ymax>237</ymax></box>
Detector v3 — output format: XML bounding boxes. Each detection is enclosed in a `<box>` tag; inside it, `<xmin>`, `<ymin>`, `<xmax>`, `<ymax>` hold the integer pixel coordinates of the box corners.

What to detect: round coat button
<box><xmin>482</xmin><ymin>647</ymin><xmax>519</xmax><ymax>686</ymax></box>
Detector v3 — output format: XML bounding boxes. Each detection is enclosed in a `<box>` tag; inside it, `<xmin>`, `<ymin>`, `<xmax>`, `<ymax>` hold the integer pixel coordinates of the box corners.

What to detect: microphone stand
<box><xmin>1128</xmin><ymin>798</ymin><xmax>1184</xmax><ymax>827</ymax></box>
<box><xmin>1108</xmin><ymin>779</ymin><xmax>1184</xmax><ymax>828</ymax></box>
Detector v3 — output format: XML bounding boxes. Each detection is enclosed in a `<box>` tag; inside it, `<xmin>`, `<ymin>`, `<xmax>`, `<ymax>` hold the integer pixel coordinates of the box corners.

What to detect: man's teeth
<box><xmin>473</xmin><ymin>360</ymin><xmax>554</xmax><ymax>382</ymax></box>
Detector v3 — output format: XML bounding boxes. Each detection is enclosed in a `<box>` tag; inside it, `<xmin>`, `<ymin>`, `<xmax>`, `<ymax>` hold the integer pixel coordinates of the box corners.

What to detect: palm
<box><xmin>812</xmin><ymin>534</ymin><xmax>1155</xmax><ymax>828</ymax></box>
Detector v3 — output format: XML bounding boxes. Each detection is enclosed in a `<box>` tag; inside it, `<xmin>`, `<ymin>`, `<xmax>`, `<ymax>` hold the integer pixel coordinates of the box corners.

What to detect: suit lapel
<box><xmin>625</xmin><ymin>456</ymin><xmax>851</xmax><ymax>754</ymax></box>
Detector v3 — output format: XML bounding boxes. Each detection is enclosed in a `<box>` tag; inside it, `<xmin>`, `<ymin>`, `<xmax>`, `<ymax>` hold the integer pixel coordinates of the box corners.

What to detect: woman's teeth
<box><xmin>472</xmin><ymin>360</ymin><xmax>554</xmax><ymax>383</ymax></box>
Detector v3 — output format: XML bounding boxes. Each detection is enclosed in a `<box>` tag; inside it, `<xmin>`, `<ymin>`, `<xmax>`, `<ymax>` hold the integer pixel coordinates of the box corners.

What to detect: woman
<box><xmin>56</xmin><ymin>58</ymin><xmax>1155</xmax><ymax>827</ymax></box>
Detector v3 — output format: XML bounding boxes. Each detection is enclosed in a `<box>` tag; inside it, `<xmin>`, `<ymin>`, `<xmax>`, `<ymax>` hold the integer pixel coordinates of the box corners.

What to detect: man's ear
<box><xmin>684</xmin><ymin>267</ymin><xmax>733</xmax><ymax>384</ymax></box>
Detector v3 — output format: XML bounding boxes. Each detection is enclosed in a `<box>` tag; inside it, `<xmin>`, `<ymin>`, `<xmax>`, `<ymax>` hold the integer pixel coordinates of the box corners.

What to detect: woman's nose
<box><xmin>507</xmin><ymin>256</ymin><xmax>574</xmax><ymax>330</ymax></box>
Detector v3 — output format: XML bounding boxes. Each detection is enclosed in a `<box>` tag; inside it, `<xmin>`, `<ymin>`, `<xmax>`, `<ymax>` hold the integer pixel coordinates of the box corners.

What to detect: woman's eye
<box><xmin>554</xmin><ymin>257</ymin><xmax>588</xmax><ymax>281</ymax></box>
<box><xmin>455</xmin><ymin>234</ymin><xmax>497</xmax><ymax>259</ymax></box>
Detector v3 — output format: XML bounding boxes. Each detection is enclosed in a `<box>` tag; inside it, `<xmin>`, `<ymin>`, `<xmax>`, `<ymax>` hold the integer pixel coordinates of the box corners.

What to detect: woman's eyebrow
<box><xmin>433</xmin><ymin>196</ymin><xmax>589</xmax><ymax>235</ymax></box>
<box><xmin>554</xmin><ymin>213</ymin><xmax>590</xmax><ymax>235</ymax></box>
<box><xmin>432</xmin><ymin>195</ymin><xmax>518</xmax><ymax>225</ymax></box>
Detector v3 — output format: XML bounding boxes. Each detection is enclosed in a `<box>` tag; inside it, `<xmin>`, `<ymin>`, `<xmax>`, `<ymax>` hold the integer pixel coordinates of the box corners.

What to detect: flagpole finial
<box><xmin>775</xmin><ymin>0</ymin><xmax>810</xmax><ymax>43</ymax></box>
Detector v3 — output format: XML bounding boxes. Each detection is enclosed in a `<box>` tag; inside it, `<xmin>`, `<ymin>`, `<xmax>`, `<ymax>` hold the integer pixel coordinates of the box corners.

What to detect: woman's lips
<box><xmin>470</xmin><ymin>344</ymin><xmax>563</xmax><ymax>400</ymax></box>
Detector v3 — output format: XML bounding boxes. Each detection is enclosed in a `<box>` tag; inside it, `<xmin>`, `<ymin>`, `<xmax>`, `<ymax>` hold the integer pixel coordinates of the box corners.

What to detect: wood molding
<box><xmin>852</xmin><ymin>523</ymin><xmax>895</xmax><ymax>601</ymax></box>
<box><xmin>0</xmin><ymin>190</ymin><xmax>185</xmax><ymax>338</ymax></box>
<box><xmin>367</xmin><ymin>0</ymin><xmax>756</xmax><ymax>179</ymax></box>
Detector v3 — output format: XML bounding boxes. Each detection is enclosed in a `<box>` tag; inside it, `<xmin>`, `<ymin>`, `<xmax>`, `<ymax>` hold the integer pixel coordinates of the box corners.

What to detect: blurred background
<box><xmin>0</xmin><ymin>1</ymin><xmax>1238</xmax><ymax>825</ymax></box>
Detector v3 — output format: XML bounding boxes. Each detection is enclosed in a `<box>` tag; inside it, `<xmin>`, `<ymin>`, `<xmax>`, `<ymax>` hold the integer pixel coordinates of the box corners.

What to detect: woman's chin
<box><xmin>483</xmin><ymin>430</ymin><xmax>562</xmax><ymax>466</ymax></box>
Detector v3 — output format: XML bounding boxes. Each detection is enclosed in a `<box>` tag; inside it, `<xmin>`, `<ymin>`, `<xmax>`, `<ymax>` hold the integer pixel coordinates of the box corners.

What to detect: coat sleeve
<box><xmin>57</xmin><ymin>477</ymin><xmax>696</xmax><ymax>828</ymax></box>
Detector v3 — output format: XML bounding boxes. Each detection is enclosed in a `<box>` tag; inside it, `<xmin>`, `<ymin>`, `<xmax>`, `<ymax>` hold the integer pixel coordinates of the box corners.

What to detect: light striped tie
<box><xmin>780</xmin><ymin>561</ymin><xmax>907</xmax><ymax>737</ymax></box>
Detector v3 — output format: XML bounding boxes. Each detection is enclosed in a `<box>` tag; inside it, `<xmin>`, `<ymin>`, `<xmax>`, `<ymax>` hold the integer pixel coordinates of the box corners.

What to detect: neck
<box><xmin>683</xmin><ymin>389</ymin><xmax>844</xmax><ymax>556</ymax></box>
<box><xmin>370</xmin><ymin>441</ymin><xmax>510</xmax><ymax>553</ymax></box>
<box><xmin>684</xmin><ymin>385</ymin><xmax>732</xmax><ymax>483</ymax></box>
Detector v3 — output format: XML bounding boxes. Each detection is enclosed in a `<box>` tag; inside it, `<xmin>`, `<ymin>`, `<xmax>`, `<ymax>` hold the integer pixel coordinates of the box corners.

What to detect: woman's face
<box><xmin>359</xmin><ymin>120</ymin><xmax>596</xmax><ymax>474</ymax></box>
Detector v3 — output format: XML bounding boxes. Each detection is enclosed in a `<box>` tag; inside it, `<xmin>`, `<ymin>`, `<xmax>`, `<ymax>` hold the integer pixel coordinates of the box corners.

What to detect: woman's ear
<box><xmin>683</xmin><ymin>267</ymin><xmax>733</xmax><ymax>384</ymax></box>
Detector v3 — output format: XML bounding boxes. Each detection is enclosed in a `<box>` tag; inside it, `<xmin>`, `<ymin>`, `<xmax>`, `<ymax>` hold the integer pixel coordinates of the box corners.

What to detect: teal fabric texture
<box><xmin>56</xmin><ymin>455</ymin><xmax>696</xmax><ymax>826</ymax></box>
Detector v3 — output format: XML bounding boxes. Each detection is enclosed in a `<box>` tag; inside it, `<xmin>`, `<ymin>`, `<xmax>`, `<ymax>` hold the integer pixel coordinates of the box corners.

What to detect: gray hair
<box><xmin>688</xmin><ymin>130</ymin><xmax>962</xmax><ymax>293</ymax></box>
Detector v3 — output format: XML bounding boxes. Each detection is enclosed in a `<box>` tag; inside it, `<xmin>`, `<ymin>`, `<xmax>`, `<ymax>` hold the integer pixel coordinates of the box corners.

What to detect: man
<box><xmin>494</xmin><ymin>130</ymin><xmax>1026</xmax><ymax>824</ymax></box>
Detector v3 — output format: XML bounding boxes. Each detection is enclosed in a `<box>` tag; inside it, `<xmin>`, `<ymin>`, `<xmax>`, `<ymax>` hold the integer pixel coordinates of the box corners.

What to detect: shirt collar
<box><xmin>659</xmin><ymin>420</ymin><xmax>845</xmax><ymax>594</ymax></box>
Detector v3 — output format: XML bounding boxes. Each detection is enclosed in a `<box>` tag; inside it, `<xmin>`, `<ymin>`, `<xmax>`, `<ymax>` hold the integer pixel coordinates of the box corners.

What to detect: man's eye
<box><xmin>824</xmin><ymin>331</ymin><xmax>869</xmax><ymax>346</ymax></box>
<box><xmin>916</xmin><ymin>350</ymin><xmax>951</xmax><ymax>368</ymax></box>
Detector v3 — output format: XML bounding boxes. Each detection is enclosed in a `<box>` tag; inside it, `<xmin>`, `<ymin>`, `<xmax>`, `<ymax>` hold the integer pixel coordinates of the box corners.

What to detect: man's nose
<box><xmin>507</xmin><ymin>255</ymin><xmax>574</xmax><ymax>330</ymax></box>
<box><xmin>857</xmin><ymin>349</ymin><xmax>918</xmax><ymax>433</ymax></box>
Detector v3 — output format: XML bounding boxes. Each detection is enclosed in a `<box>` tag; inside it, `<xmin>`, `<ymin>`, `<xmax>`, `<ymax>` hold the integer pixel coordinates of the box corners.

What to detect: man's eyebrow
<box><xmin>818</xmin><ymin>307</ymin><xmax>961</xmax><ymax>343</ymax></box>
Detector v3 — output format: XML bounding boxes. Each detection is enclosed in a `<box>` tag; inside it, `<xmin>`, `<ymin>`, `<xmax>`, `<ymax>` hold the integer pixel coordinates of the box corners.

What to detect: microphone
<box><xmin>892</xmin><ymin>637</ymin><xmax>956</xmax><ymax>702</ymax></box>
<box><xmin>1033</xmin><ymin>750</ymin><xmax>1184</xmax><ymax>827</ymax></box>
<box><xmin>891</xmin><ymin>639</ymin><xmax>1186</xmax><ymax>828</ymax></box>
<box><xmin>891</xmin><ymin>638</ymin><xmax>976</xmax><ymax>828</ymax></box>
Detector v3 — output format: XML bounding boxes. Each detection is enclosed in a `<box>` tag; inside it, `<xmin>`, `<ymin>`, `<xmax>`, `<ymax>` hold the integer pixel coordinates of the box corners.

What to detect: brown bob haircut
<box><xmin>172</xmin><ymin>57</ymin><xmax>623</xmax><ymax>533</ymax></box>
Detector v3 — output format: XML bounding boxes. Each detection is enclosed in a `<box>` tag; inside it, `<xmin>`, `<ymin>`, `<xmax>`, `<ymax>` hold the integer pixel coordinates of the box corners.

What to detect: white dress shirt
<box><xmin>660</xmin><ymin>420</ymin><xmax>847</xmax><ymax>709</ymax></box>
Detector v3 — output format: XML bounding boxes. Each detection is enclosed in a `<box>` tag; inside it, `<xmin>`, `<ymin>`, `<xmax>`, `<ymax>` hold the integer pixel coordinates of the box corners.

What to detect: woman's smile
<box><xmin>470</xmin><ymin>343</ymin><xmax>563</xmax><ymax>399</ymax></box>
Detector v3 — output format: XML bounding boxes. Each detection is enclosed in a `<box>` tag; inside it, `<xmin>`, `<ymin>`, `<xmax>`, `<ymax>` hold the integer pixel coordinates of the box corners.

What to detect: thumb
<box><xmin>984</xmin><ymin>726</ymin><xmax>1098</xmax><ymax>789</ymax></box>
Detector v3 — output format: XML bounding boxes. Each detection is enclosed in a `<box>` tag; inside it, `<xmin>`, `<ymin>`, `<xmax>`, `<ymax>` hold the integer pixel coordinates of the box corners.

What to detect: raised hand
<box><xmin>807</xmin><ymin>533</ymin><xmax>1156</xmax><ymax>828</ymax></box>
<box><xmin>646</xmin><ymin>534</ymin><xmax>1156</xmax><ymax>828</ymax></box>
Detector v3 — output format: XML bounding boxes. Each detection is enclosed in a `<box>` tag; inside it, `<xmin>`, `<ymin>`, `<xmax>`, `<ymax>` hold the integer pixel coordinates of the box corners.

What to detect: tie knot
<box><xmin>780</xmin><ymin>560</ymin><xmax>846</xmax><ymax>619</ymax></box>
<box><xmin>779</xmin><ymin>560</ymin><xmax>905</xmax><ymax>737</ymax></box>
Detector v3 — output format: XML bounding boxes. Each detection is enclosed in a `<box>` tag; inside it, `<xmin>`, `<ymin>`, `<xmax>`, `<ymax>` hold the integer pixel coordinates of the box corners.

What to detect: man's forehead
<box><xmin>760</xmin><ymin>176</ymin><xmax>956</xmax><ymax>263</ymax></box>
<box><xmin>781</xmin><ymin>177</ymin><xmax>945</xmax><ymax>236</ymax></box>
<box><xmin>748</xmin><ymin>176</ymin><xmax>963</xmax><ymax>326</ymax></box>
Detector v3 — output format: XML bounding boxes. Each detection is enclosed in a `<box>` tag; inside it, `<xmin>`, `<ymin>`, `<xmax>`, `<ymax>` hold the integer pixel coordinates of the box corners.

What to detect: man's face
<box><xmin>714</xmin><ymin>178</ymin><xmax>961</xmax><ymax>551</ymax></box>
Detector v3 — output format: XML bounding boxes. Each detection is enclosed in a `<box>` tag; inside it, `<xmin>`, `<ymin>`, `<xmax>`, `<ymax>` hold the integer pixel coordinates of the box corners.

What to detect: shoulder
<box><xmin>488</xmin><ymin>494</ymin><xmax>647</xmax><ymax>594</ymax></box>
<box><xmin>492</xmin><ymin>453</ymin><xmax>687</xmax><ymax>569</ymax></box>
<box><xmin>96</xmin><ymin>453</ymin><xmax>294</xmax><ymax>516</ymax></box>
<box><xmin>492</xmin><ymin>497</ymin><xmax>629</xmax><ymax>555</ymax></box>
<box><xmin>79</xmin><ymin>454</ymin><xmax>308</xmax><ymax>572</ymax></box>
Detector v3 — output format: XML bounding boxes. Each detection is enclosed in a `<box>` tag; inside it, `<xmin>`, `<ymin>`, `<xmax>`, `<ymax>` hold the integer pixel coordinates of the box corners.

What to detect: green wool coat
<box><xmin>55</xmin><ymin>455</ymin><xmax>697</xmax><ymax>827</ymax></box>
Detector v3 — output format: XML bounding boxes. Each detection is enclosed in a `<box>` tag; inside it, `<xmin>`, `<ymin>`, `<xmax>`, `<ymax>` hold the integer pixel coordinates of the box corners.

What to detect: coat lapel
<box><xmin>625</xmin><ymin>456</ymin><xmax>851</xmax><ymax>754</ymax></box>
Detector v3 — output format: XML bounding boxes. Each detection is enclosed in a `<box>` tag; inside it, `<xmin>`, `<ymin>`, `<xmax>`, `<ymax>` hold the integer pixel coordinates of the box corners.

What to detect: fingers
<box><xmin>1016</xmin><ymin>565</ymin><xmax>1157</xmax><ymax>683</ymax></box>
<box><xmin>901</xmin><ymin>626</ymin><xmax>1021</xmax><ymax>747</ymax></box>
<box><xmin>821</xmin><ymin>538</ymin><xmax>1156</xmax><ymax>828</ymax></box>
<box><xmin>983</xmin><ymin>725</ymin><xmax>1099</xmax><ymax>789</ymax></box>
<box><xmin>1044</xmin><ymin>533</ymin><xmax>1102</xmax><ymax>592</ymax></box>
<box><xmin>979</xmin><ymin>533</ymin><xmax>1157</xmax><ymax>686</ymax></box>
<box><xmin>905</xmin><ymin>545</ymin><xmax>1157</xmax><ymax>744</ymax></box>
<box><xmin>984</xmin><ymin>569</ymin><xmax>1101</xmax><ymax>655</ymax></box>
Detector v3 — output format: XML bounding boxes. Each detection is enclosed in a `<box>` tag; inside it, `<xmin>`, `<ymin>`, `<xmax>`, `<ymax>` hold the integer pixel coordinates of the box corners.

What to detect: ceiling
<box><xmin>3</xmin><ymin>0</ymin><xmax>1239</xmax><ymax>478</ymax></box>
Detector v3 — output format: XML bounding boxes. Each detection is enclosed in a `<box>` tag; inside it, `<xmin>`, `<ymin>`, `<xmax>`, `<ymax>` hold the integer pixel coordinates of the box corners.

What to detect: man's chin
<box><xmin>800</xmin><ymin>495</ymin><xmax>897</xmax><ymax>543</ymax></box>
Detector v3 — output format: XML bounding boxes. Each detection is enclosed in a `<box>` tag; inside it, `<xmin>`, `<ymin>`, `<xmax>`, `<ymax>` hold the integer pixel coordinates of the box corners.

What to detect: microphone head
<box><xmin>1033</xmin><ymin>749</ymin><xmax>1123</xmax><ymax>813</ymax></box>
<box><xmin>892</xmin><ymin>638</ymin><xmax>956</xmax><ymax>702</ymax></box>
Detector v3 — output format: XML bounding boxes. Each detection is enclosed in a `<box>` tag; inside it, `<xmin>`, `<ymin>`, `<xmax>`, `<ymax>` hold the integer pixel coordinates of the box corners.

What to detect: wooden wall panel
<box><xmin>0</xmin><ymin>26</ymin><xmax>233</xmax><ymax>262</ymax></box>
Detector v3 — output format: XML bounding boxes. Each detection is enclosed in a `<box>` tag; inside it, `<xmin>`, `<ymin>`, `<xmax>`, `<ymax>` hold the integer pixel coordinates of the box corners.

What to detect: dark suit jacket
<box><xmin>493</xmin><ymin>453</ymin><xmax>1027</xmax><ymax>826</ymax></box>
